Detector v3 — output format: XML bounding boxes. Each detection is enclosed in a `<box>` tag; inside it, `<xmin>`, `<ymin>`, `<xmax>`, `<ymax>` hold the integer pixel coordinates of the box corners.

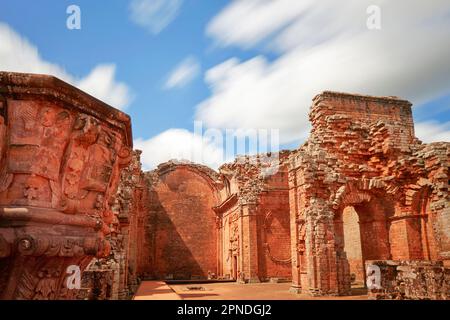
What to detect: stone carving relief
<box><xmin>229</xmin><ymin>212</ymin><xmax>240</xmax><ymax>256</ymax></box>
<box><xmin>0</xmin><ymin>72</ymin><xmax>132</xmax><ymax>300</ymax></box>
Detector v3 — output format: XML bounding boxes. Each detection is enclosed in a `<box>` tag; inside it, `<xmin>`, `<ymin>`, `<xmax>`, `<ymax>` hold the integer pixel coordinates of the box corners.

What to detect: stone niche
<box><xmin>0</xmin><ymin>72</ymin><xmax>132</xmax><ymax>300</ymax></box>
<box><xmin>216</xmin><ymin>152</ymin><xmax>292</xmax><ymax>283</ymax></box>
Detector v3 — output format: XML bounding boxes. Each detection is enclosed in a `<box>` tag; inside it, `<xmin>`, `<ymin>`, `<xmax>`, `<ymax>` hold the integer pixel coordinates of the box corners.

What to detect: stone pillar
<box><xmin>216</xmin><ymin>215</ymin><xmax>224</xmax><ymax>278</ymax></box>
<box><xmin>304</xmin><ymin>202</ymin><xmax>345</xmax><ymax>296</ymax></box>
<box><xmin>288</xmin><ymin>168</ymin><xmax>302</xmax><ymax>293</ymax></box>
<box><xmin>240</xmin><ymin>204</ymin><xmax>260</xmax><ymax>283</ymax></box>
<box><xmin>0</xmin><ymin>72</ymin><xmax>132</xmax><ymax>300</ymax></box>
<box><xmin>434</xmin><ymin>203</ymin><xmax>450</xmax><ymax>262</ymax></box>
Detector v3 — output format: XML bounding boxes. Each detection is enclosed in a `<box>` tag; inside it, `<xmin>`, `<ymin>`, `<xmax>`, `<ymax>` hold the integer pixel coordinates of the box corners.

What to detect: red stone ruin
<box><xmin>288</xmin><ymin>92</ymin><xmax>449</xmax><ymax>296</ymax></box>
<box><xmin>0</xmin><ymin>72</ymin><xmax>449</xmax><ymax>300</ymax></box>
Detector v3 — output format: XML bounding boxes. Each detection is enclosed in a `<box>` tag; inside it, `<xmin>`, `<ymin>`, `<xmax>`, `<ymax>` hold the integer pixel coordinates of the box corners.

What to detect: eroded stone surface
<box><xmin>366</xmin><ymin>260</ymin><xmax>450</xmax><ymax>300</ymax></box>
<box><xmin>145</xmin><ymin>160</ymin><xmax>221</xmax><ymax>280</ymax></box>
<box><xmin>0</xmin><ymin>72</ymin><xmax>132</xmax><ymax>300</ymax></box>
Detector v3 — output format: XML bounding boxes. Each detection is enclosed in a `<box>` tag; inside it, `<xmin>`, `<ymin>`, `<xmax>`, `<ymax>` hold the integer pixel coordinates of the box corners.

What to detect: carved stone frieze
<box><xmin>0</xmin><ymin>72</ymin><xmax>132</xmax><ymax>300</ymax></box>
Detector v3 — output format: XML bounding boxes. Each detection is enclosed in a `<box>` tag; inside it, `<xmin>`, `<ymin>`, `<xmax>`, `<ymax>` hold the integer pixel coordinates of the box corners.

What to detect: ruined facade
<box><xmin>215</xmin><ymin>153</ymin><xmax>292</xmax><ymax>283</ymax></box>
<box><xmin>0</xmin><ymin>72</ymin><xmax>449</xmax><ymax>300</ymax></box>
<box><xmin>138</xmin><ymin>154</ymin><xmax>292</xmax><ymax>283</ymax></box>
<box><xmin>288</xmin><ymin>92</ymin><xmax>450</xmax><ymax>296</ymax></box>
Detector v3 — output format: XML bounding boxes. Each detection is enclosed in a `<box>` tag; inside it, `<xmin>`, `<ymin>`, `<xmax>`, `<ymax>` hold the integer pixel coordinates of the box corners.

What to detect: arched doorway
<box><xmin>341</xmin><ymin>206</ymin><xmax>364</xmax><ymax>284</ymax></box>
<box><xmin>334</xmin><ymin>193</ymin><xmax>394</xmax><ymax>292</ymax></box>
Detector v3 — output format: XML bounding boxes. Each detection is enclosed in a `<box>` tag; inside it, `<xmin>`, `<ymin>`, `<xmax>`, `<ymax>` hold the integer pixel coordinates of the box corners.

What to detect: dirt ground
<box><xmin>134</xmin><ymin>281</ymin><xmax>368</xmax><ymax>300</ymax></box>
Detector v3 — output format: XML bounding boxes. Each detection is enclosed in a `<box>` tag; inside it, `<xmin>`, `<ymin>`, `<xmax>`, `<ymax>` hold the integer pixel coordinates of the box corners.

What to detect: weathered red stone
<box><xmin>0</xmin><ymin>72</ymin><xmax>132</xmax><ymax>300</ymax></box>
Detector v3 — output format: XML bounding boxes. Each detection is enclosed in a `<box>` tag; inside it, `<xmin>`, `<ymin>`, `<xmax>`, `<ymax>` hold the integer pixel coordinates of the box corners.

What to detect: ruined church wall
<box><xmin>256</xmin><ymin>164</ymin><xmax>292</xmax><ymax>280</ymax></box>
<box><xmin>311</xmin><ymin>92</ymin><xmax>415</xmax><ymax>146</ymax></box>
<box><xmin>367</xmin><ymin>260</ymin><xmax>450</xmax><ymax>300</ymax></box>
<box><xmin>257</xmin><ymin>190</ymin><xmax>292</xmax><ymax>280</ymax></box>
<box><xmin>146</xmin><ymin>166</ymin><xmax>219</xmax><ymax>279</ymax></box>
<box><xmin>2</xmin><ymin>71</ymin><xmax>447</xmax><ymax>300</ymax></box>
<box><xmin>289</xmin><ymin>91</ymin><xmax>449</xmax><ymax>296</ymax></box>
<box><xmin>217</xmin><ymin>153</ymin><xmax>292</xmax><ymax>282</ymax></box>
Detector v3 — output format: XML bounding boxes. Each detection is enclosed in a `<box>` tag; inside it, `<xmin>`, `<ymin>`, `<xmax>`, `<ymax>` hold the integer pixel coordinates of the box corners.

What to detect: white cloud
<box><xmin>199</xmin><ymin>0</ymin><xmax>450</xmax><ymax>144</ymax></box>
<box><xmin>415</xmin><ymin>121</ymin><xmax>450</xmax><ymax>143</ymax></box>
<box><xmin>164</xmin><ymin>56</ymin><xmax>200</xmax><ymax>89</ymax></box>
<box><xmin>78</xmin><ymin>65</ymin><xmax>131</xmax><ymax>109</ymax></box>
<box><xmin>206</xmin><ymin>0</ymin><xmax>312</xmax><ymax>49</ymax></box>
<box><xmin>0</xmin><ymin>22</ymin><xmax>132</xmax><ymax>110</ymax></box>
<box><xmin>129</xmin><ymin>0</ymin><xmax>183</xmax><ymax>34</ymax></box>
<box><xmin>134</xmin><ymin>129</ymin><xmax>225</xmax><ymax>170</ymax></box>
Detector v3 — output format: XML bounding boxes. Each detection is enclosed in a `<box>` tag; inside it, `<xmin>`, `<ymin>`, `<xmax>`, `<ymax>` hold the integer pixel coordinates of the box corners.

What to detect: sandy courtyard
<box><xmin>134</xmin><ymin>281</ymin><xmax>368</xmax><ymax>300</ymax></box>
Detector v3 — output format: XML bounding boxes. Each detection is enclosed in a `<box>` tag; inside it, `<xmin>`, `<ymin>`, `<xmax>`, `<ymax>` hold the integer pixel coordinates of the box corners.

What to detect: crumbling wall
<box><xmin>366</xmin><ymin>260</ymin><xmax>450</xmax><ymax>300</ymax></box>
<box><xmin>81</xmin><ymin>150</ymin><xmax>148</xmax><ymax>299</ymax></box>
<box><xmin>288</xmin><ymin>91</ymin><xmax>450</xmax><ymax>296</ymax></box>
<box><xmin>257</xmin><ymin>166</ymin><xmax>292</xmax><ymax>281</ymax></box>
<box><xmin>3</xmin><ymin>72</ymin><xmax>448</xmax><ymax>300</ymax></box>
<box><xmin>77</xmin><ymin>266</ymin><xmax>115</xmax><ymax>300</ymax></box>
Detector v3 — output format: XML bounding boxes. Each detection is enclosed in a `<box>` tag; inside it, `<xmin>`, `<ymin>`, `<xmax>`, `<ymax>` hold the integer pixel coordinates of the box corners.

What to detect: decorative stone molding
<box><xmin>0</xmin><ymin>72</ymin><xmax>132</xmax><ymax>300</ymax></box>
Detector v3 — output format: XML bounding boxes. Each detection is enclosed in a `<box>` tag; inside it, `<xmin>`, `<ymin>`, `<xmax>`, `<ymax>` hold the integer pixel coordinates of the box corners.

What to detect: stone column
<box><xmin>0</xmin><ymin>72</ymin><xmax>132</xmax><ymax>300</ymax></box>
<box><xmin>288</xmin><ymin>167</ymin><xmax>302</xmax><ymax>293</ymax></box>
<box><xmin>303</xmin><ymin>200</ymin><xmax>346</xmax><ymax>296</ymax></box>
<box><xmin>216</xmin><ymin>215</ymin><xmax>224</xmax><ymax>278</ymax></box>
<box><xmin>240</xmin><ymin>204</ymin><xmax>260</xmax><ymax>283</ymax></box>
<box><xmin>433</xmin><ymin>202</ymin><xmax>450</xmax><ymax>262</ymax></box>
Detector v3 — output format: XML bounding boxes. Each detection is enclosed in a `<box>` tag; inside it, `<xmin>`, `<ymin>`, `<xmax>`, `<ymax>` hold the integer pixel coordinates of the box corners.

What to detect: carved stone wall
<box><xmin>125</xmin><ymin>155</ymin><xmax>292</xmax><ymax>284</ymax></box>
<box><xmin>79</xmin><ymin>150</ymin><xmax>147</xmax><ymax>300</ymax></box>
<box><xmin>0</xmin><ymin>72</ymin><xmax>132</xmax><ymax>300</ymax></box>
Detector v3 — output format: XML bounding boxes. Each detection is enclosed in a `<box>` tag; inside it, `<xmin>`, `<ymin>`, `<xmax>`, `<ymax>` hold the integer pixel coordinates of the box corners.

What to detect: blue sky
<box><xmin>0</xmin><ymin>0</ymin><xmax>229</xmax><ymax>138</ymax></box>
<box><xmin>1</xmin><ymin>0</ymin><xmax>449</xmax><ymax>169</ymax></box>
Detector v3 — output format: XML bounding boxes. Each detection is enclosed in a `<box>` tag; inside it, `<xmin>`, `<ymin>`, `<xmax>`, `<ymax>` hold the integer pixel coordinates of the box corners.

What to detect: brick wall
<box><xmin>366</xmin><ymin>260</ymin><xmax>450</xmax><ymax>300</ymax></box>
<box><xmin>148</xmin><ymin>167</ymin><xmax>218</xmax><ymax>279</ymax></box>
<box><xmin>258</xmin><ymin>184</ymin><xmax>292</xmax><ymax>280</ymax></box>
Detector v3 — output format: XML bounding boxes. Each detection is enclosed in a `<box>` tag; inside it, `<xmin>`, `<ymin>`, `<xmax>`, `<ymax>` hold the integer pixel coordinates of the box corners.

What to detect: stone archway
<box><xmin>340</xmin><ymin>206</ymin><xmax>364</xmax><ymax>284</ymax></box>
<box><xmin>332</xmin><ymin>181</ymin><xmax>395</xmax><ymax>291</ymax></box>
<box><xmin>333</xmin><ymin>191</ymin><xmax>395</xmax><ymax>290</ymax></box>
